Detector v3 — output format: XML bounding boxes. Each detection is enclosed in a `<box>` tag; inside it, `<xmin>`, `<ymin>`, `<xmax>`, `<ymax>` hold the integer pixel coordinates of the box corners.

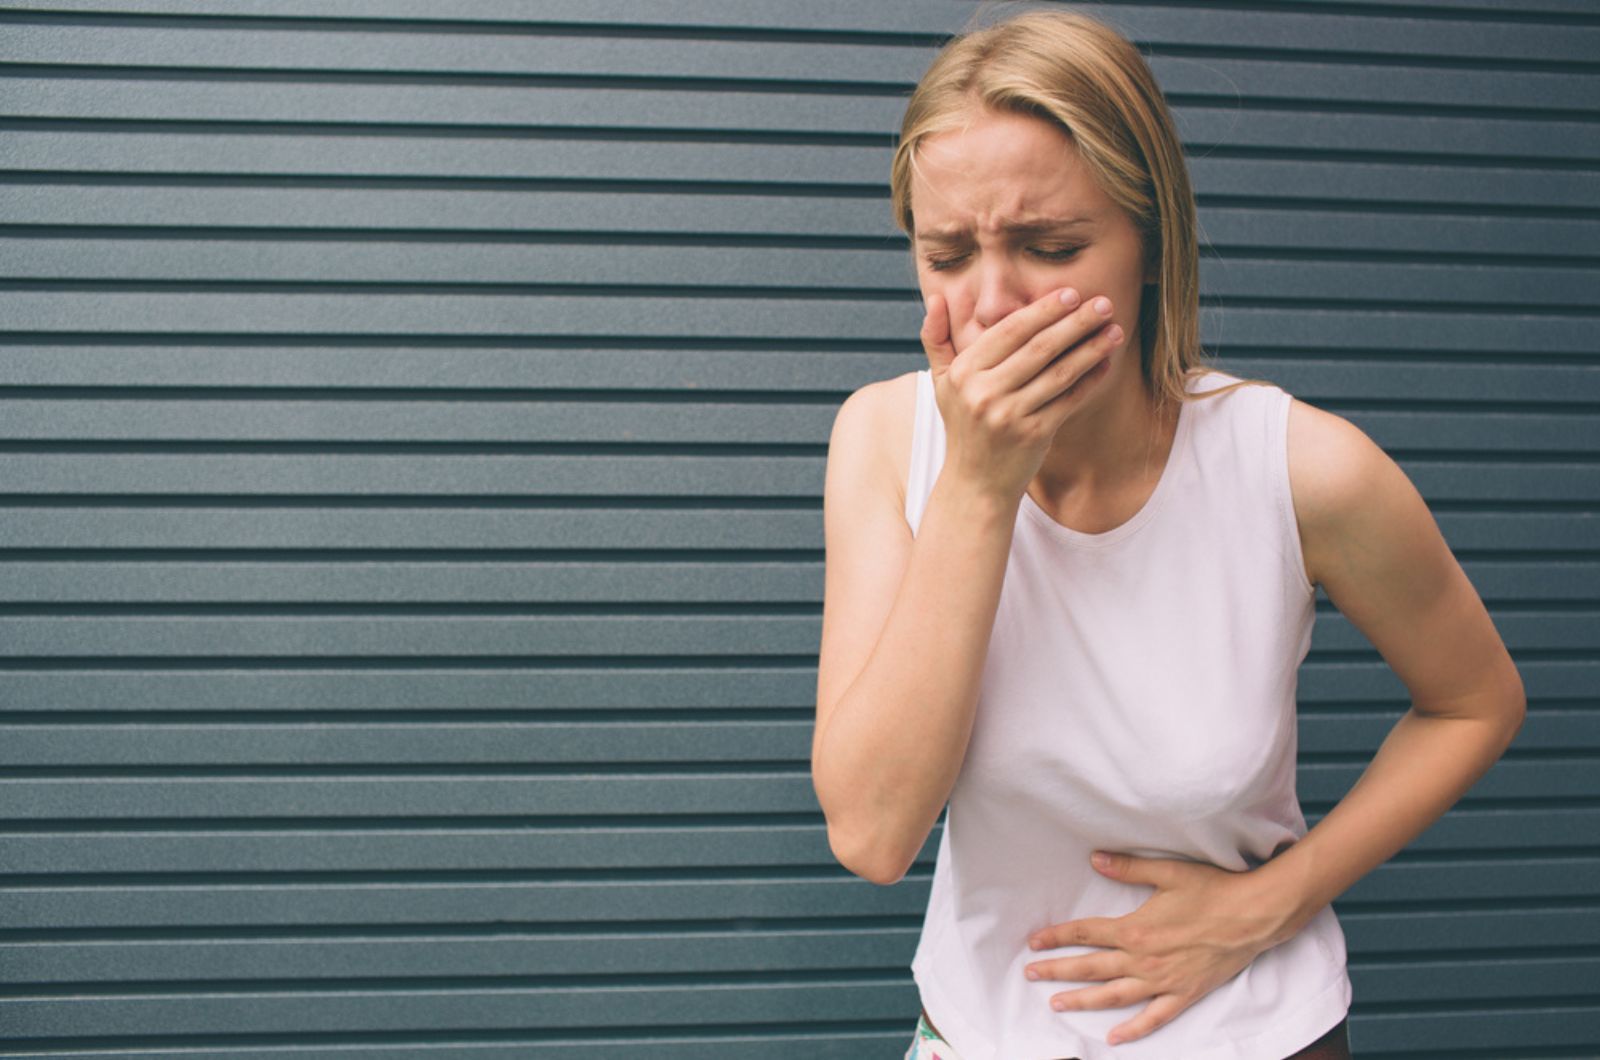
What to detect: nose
<box><xmin>971</xmin><ymin>256</ymin><xmax>1031</xmax><ymax>331</ymax></box>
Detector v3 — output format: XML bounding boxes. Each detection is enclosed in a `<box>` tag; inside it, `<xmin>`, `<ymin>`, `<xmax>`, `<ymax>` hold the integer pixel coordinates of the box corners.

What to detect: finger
<box><xmin>919</xmin><ymin>293</ymin><xmax>957</xmax><ymax>374</ymax></box>
<box><xmin>1047</xmin><ymin>977</ymin><xmax>1150</xmax><ymax>1014</ymax></box>
<box><xmin>1093</xmin><ymin>850</ymin><xmax>1187</xmax><ymax>888</ymax></box>
<box><xmin>1029</xmin><ymin>915</ymin><xmax>1122</xmax><ymax>952</ymax></box>
<box><xmin>1021</xmin><ymin>321</ymin><xmax>1121</xmax><ymax>423</ymax></box>
<box><xmin>1026</xmin><ymin>950</ymin><xmax>1122</xmax><ymax>983</ymax></box>
<box><xmin>990</xmin><ymin>291</ymin><xmax>1114</xmax><ymax>392</ymax></box>
<box><xmin>960</xmin><ymin>285</ymin><xmax>1081</xmax><ymax>373</ymax></box>
<box><xmin>1107</xmin><ymin>994</ymin><xmax>1187</xmax><ymax>1046</ymax></box>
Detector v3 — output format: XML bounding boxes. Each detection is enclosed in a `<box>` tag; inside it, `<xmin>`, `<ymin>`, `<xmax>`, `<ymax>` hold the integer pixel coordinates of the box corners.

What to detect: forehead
<box><xmin>909</xmin><ymin>108</ymin><xmax>1110</xmax><ymax>235</ymax></box>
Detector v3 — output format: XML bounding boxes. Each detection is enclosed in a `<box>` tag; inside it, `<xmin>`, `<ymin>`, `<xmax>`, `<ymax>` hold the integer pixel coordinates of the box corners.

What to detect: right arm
<box><xmin>812</xmin><ymin>286</ymin><xmax>1123</xmax><ymax>885</ymax></box>
<box><xmin>811</xmin><ymin>383</ymin><xmax>1021</xmax><ymax>885</ymax></box>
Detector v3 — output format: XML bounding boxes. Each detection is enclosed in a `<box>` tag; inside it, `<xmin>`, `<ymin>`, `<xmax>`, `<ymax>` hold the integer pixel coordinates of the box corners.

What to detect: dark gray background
<box><xmin>0</xmin><ymin>1</ymin><xmax>1595</xmax><ymax>1055</ymax></box>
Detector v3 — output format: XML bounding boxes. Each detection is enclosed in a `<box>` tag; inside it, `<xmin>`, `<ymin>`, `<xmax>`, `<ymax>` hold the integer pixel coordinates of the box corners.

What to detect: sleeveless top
<box><xmin>905</xmin><ymin>367</ymin><xmax>1352</xmax><ymax>1060</ymax></box>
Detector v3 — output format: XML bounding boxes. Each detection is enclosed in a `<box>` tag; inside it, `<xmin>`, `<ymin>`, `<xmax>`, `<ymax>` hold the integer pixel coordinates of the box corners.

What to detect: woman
<box><xmin>810</xmin><ymin>9</ymin><xmax>1525</xmax><ymax>1060</ymax></box>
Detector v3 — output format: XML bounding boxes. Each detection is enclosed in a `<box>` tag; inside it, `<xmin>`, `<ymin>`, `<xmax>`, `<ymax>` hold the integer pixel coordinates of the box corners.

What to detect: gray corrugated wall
<box><xmin>0</xmin><ymin>0</ymin><xmax>1594</xmax><ymax>1055</ymax></box>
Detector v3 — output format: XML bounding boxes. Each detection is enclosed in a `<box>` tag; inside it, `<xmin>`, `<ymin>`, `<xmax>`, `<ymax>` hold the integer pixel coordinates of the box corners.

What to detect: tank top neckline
<box><xmin>1014</xmin><ymin>384</ymin><xmax>1196</xmax><ymax>550</ymax></box>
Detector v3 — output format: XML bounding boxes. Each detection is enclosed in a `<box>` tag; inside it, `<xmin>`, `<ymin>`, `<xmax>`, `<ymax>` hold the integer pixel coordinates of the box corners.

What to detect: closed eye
<box><xmin>1030</xmin><ymin>245</ymin><xmax>1083</xmax><ymax>262</ymax></box>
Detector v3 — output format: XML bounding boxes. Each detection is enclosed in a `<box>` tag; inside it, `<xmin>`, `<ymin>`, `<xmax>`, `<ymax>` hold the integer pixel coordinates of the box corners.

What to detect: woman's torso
<box><xmin>895</xmin><ymin>366</ymin><xmax>1353</xmax><ymax>1060</ymax></box>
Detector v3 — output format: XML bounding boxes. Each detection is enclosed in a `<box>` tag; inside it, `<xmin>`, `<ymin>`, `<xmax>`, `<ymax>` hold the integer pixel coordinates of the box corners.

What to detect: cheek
<box><xmin>918</xmin><ymin>273</ymin><xmax>970</xmax><ymax>319</ymax></box>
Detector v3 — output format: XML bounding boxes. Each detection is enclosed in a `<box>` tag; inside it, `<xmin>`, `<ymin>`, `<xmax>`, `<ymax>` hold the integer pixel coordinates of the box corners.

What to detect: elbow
<box><xmin>1502</xmin><ymin>666</ymin><xmax>1528</xmax><ymax>744</ymax></box>
<box><xmin>827</xmin><ymin>820</ymin><xmax>913</xmax><ymax>887</ymax></box>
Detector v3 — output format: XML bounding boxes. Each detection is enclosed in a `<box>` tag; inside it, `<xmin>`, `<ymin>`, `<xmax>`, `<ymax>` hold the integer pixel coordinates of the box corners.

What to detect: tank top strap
<box><xmin>904</xmin><ymin>369</ymin><xmax>946</xmax><ymax>536</ymax></box>
<box><xmin>1188</xmin><ymin>370</ymin><xmax>1315</xmax><ymax>599</ymax></box>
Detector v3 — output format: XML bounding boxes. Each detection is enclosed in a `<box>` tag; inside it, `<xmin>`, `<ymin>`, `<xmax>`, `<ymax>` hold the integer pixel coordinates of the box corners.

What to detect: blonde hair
<box><xmin>890</xmin><ymin>7</ymin><xmax>1266</xmax><ymax>407</ymax></box>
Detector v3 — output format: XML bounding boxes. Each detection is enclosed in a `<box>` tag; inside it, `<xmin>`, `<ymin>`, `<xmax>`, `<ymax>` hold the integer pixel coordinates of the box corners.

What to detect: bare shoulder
<box><xmin>1284</xmin><ymin>396</ymin><xmax>1524</xmax><ymax>724</ymax></box>
<box><xmin>827</xmin><ymin>369</ymin><xmax>920</xmax><ymax>515</ymax></box>
<box><xmin>1284</xmin><ymin>395</ymin><xmax>1400</xmax><ymax>589</ymax></box>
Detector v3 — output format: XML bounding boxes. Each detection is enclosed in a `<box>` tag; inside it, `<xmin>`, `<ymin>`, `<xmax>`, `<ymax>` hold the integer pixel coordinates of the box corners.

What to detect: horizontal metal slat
<box><xmin>4</xmin><ymin>295</ymin><xmax>1597</xmax><ymax>358</ymax></box>
<box><xmin>0</xmin><ymin>660</ymin><xmax>1585</xmax><ymax>714</ymax></box>
<box><xmin>3</xmin><ymin>904</ymin><xmax>1596</xmax><ymax>988</ymax></box>
<box><xmin>1</xmin><ymin>78</ymin><xmax>913</xmax><ymax>135</ymax></box>
<box><xmin>0</xmin><ymin>874</ymin><xmax>920</xmax><ymax>929</ymax></box>
<box><xmin>0</xmin><ymin>805</ymin><xmax>1589</xmax><ymax>876</ymax></box>
<box><xmin>0</xmin><ymin>0</ymin><xmax>976</xmax><ymax>34</ymax></box>
<box><xmin>3</xmin><ymin>4</ymin><xmax>1593</xmax><ymax>66</ymax></box>
<box><xmin>0</xmin><ymin>507</ymin><xmax>826</xmax><ymax>549</ymax></box>
<box><xmin>0</xmin><ymin>760</ymin><xmax>1581</xmax><ymax>820</ymax></box>
<box><xmin>0</xmin><ymin>454</ymin><xmax>829</xmax><ymax>497</ymax></box>
<box><xmin>0</xmin><ymin>130</ymin><xmax>894</xmax><ymax>185</ymax></box>
<box><xmin>0</xmin><ymin>560</ymin><xmax>824</xmax><ymax>603</ymax></box>
<box><xmin>10</xmin><ymin>75</ymin><xmax>1599</xmax><ymax>162</ymax></box>
<box><xmin>0</xmin><ymin>185</ymin><xmax>900</xmax><ymax>237</ymax></box>
<box><xmin>3</xmin><ymin>409</ymin><xmax>1587</xmax><ymax>464</ymax></box>
<box><xmin>1157</xmin><ymin>53</ymin><xmax>1600</xmax><ymax>113</ymax></box>
<box><xmin>1354</xmin><ymin>954</ymin><xmax>1599</xmax><ymax>1005</ymax></box>
<box><xmin>0</xmin><ymin>607</ymin><xmax>1583</xmax><ymax>658</ymax></box>
<box><xmin>2</xmin><ymin>715</ymin><xmax>1583</xmax><ymax>769</ymax></box>
<box><xmin>0</xmin><ymin>965</ymin><xmax>1593</xmax><ymax>1039</ymax></box>
<box><xmin>2</xmin><ymin>349</ymin><xmax>1597</xmax><ymax>406</ymax></box>
<box><xmin>7</xmin><ymin>132</ymin><xmax>1599</xmax><ymax>210</ymax></box>
<box><xmin>0</xmin><ymin>1035</ymin><xmax>930</xmax><ymax>1059</ymax></box>
<box><xmin>7</xmin><ymin>241</ymin><xmax>1599</xmax><ymax>309</ymax></box>
<box><xmin>0</xmin><ymin>979</ymin><xmax>915</xmax><ymax>1040</ymax></box>
<box><xmin>0</xmin><ymin>859</ymin><xmax>1590</xmax><ymax>933</ymax></box>
<box><xmin>6</xmin><ymin>184</ymin><xmax>1599</xmax><ymax>261</ymax></box>
<box><xmin>1</xmin><ymin>924</ymin><xmax>928</xmax><ymax>985</ymax></box>
<box><xmin>0</xmin><ymin>508</ymin><xmax>1587</xmax><ymax>551</ymax></box>
<box><xmin>0</xmin><ymin>454</ymin><xmax>1590</xmax><ymax>504</ymax></box>
<box><xmin>0</xmin><ymin>25</ymin><xmax>939</xmax><ymax>85</ymax></box>
<box><xmin>2</xmin><ymin>0</ymin><xmax>1597</xmax><ymax>36</ymax></box>
<box><xmin>0</xmin><ymin>668</ymin><xmax>822</xmax><ymax>711</ymax></box>
<box><xmin>0</xmin><ymin>558</ymin><xmax>1589</xmax><ymax>605</ymax></box>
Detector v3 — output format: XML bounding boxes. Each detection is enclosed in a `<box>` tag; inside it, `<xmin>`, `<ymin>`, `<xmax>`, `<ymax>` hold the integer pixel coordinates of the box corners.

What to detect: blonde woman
<box><xmin>811</xmin><ymin>9</ymin><xmax>1525</xmax><ymax>1060</ymax></box>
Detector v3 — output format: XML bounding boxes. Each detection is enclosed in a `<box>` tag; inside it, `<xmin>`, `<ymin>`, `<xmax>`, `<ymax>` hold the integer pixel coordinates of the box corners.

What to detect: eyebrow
<box><xmin>915</xmin><ymin>216</ymin><xmax>1097</xmax><ymax>244</ymax></box>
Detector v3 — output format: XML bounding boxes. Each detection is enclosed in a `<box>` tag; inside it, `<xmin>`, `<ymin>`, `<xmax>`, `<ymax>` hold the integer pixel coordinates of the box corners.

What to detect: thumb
<box><xmin>920</xmin><ymin>293</ymin><xmax>956</xmax><ymax>374</ymax></box>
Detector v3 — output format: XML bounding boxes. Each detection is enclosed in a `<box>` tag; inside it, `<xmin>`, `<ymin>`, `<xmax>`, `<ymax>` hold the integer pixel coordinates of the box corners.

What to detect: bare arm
<box><xmin>1251</xmin><ymin>398</ymin><xmax>1527</xmax><ymax>939</ymax></box>
<box><xmin>812</xmin><ymin>380</ymin><xmax>1019</xmax><ymax>885</ymax></box>
<box><xmin>813</xmin><ymin>286</ymin><xmax>1123</xmax><ymax>885</ymax></box>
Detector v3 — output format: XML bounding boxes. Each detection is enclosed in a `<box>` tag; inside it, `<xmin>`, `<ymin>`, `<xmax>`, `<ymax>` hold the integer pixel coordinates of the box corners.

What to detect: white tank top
<box><xmin>905</xmin><ymin>367</ymin><xmax>1352</xmax><ymax>1060</ymax></box>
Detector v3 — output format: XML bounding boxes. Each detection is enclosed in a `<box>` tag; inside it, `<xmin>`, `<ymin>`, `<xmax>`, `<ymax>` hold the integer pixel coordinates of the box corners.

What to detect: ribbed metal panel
<box><xmin>0</xmin><ymin>1</ymin><xmax>1595</xmax><ymax>1055</ymax></box>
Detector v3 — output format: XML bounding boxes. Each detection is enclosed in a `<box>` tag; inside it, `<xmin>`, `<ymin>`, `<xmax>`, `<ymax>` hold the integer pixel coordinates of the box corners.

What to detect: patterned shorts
<box><xmin>904</xmin><ymin>1009</ymin><xmax>964</xmax><ymax>1060</ymax></box>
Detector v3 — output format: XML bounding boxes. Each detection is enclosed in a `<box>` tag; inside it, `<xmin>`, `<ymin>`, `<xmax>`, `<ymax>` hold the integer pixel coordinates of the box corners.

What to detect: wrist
<box><xmin>931</xmin><ymin>469</ymin><xmax>1023</xmax><ymax>523</ymax></box>
<box><xmin>1243</xmin><ymin>849</ymin><xmax>1322</xmax><ymax>950</ymax></box>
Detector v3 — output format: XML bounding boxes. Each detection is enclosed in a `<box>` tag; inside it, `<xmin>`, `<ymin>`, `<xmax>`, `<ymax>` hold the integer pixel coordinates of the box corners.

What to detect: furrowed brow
<box><xmin>1004</xmin><ymin>217</ymin><xmax>1095</xmax><ymax>236</ymax></box>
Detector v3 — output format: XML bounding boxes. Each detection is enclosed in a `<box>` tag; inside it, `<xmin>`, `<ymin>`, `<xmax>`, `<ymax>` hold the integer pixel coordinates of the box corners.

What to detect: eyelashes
<box><xmin>923</xmin><ymin>246</ymin><xmax>1084</xmax><ymax>271</ymax></box>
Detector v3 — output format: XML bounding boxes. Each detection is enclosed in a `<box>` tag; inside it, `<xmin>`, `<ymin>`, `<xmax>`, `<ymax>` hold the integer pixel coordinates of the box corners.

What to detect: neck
<box><xmin>1030</xmin><ymin>364</ymin><xmax>1180</xmax><ymax>500</ymax></box>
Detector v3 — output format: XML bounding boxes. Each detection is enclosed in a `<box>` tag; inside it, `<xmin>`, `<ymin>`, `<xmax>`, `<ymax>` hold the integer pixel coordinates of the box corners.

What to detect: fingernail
<box><xmin>1052</xmin><ymin>997</ymin><xmax>1066</xmax><ymax>1011</ymax></box>
<box><xmin>1025</xmin><ymin>967</ymin><xmax>1039</xmax><ymax>980</ymax></box>
<box><xmin>1092</xmin><ymin>851</ymin><xmax>1112</xmax><ymax>869</ymax></box>
<box><xmin>1105</xmin><ymin>324</ymin><xmax>1123</xmax><ymax>344</ymax></box>
<box><xmin>1059</xmin><ymin>288</ymin><xmax>1080</xmax><ymax>307</ymax></box>
<box><xmin>1028</xmin><ymin>937</ymin><xmax>1043</xmax><ymax>949</ymax></box>
<box><xmin>1092</xmin><ymin>296</ymin><xmax>1112</xmax><ymax>316</ymax></box>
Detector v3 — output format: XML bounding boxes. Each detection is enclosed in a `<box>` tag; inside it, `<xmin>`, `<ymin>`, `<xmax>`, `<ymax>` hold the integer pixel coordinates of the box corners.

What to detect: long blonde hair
<box><xmin>890</xmin><ymin>8</ymin><xmax>1264</xmax><ymax>407</ymax></box>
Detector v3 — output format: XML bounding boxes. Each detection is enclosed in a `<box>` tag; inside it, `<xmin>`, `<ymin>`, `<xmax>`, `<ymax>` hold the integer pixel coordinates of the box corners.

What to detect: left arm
<box><xmin>1245</xmin><ymin>397</ymin><xmax>1526</xmax><ymax>944</ymax></box>
<box><xmin>1024</xmin><ymin>398</ymin><xmax>1526</xmax><ymax>1045</ymax></box>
